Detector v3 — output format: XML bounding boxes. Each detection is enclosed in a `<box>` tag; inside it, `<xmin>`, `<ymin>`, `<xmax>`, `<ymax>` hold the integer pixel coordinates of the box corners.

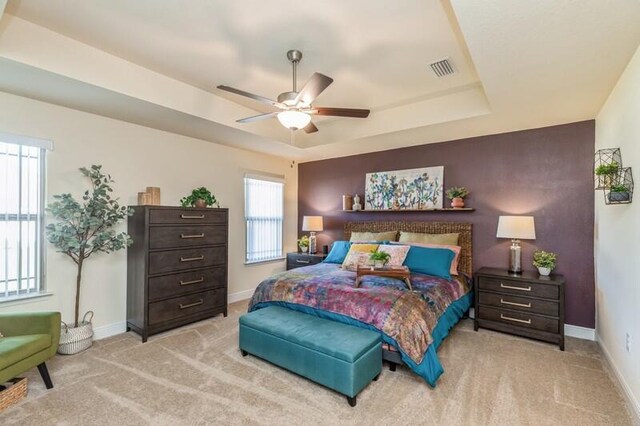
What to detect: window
<box><xmin>0</xmin><ymin>134</ymin><xmax>48</xmax><ymax>299</ymax></box>
<box><xmin>244</xmin><ymin>174</ymin><xmax>284</xmax><ymax>263</ymax></box>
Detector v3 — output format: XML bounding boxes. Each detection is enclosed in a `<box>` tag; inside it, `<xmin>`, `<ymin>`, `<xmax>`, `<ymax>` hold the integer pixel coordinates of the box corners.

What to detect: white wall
<box><xmin>0</xmin><ymin>91</ymin><xmax>297</xmax><ymax>333</ymax></box>
<box><xmin>595</xmin><ymin>45</ymin><xmax>640</xmax><ymax>419</ymax></box>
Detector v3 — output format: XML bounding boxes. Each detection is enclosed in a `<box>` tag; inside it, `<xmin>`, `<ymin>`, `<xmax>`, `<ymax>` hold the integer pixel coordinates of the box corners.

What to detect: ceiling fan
<box><xmin>217</xmin><ymin>50</ymin><xmax>370</xmax><ymax>134</ymax></box>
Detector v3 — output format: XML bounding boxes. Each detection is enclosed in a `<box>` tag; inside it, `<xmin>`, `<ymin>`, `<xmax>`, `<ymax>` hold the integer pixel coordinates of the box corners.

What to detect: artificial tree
<box><xmin>46</xmin><ymin>165</ymin><xmax>133</xmax><ymax>327</ymax></box>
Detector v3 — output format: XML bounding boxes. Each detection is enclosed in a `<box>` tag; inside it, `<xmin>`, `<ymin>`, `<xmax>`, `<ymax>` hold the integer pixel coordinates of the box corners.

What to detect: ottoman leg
<box><xmin>347</xmin><ymin>396</ymin><xmax>357</xmax><ymax>407</ymax></box>
<box><xmin>372</xmin><ymin>373</ymin><xmax>380</xmax><ymax>381</ymax></box>
<box><xmin>240</xmin><ymin>349</ymin><xmax>248</xmax><ymax>357</ymax></box>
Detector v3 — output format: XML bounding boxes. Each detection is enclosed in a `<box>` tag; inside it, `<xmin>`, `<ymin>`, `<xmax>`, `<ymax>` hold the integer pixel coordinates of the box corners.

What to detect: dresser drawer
<box><xmin>148</xmin><ymin>246</ymin><xmax>226</xmax><ymax>275</ymax></box>
<box><xmin>148</xmin><ymin>289</ymin><xmax>225</xmax><ymax>325</ymax></box>
<box><xmin>149</xmin><ymin>209</ymin><xmax>227</xmax><ymax>225</ymax></box>
<box><xmin>149</xmin><ymin>225</ymin><xmax>226</xmax><ymax>250</ymax></box>
<box><xmin>478</xmin><ymin>306</ymin><xmax>559</xmax><ymax>334</ymax></box>
<box><xmin>286</xmin><ymin>254</ymin><xmax>324</xmax><ymax>270</ymax></box>
<box><xmin>148</xmin><ymin>267</ymin><xmax>226</xmax><ymax>301</ymax></box>
<box><xmin>478</xmin><ymin>277</ymin><xmax>559</xmax><ymax>300</ymax></box>
<box><xmin>478</xmin><ymin>291</ymin><xmax>559</xmax><ymax>317</ymax></box>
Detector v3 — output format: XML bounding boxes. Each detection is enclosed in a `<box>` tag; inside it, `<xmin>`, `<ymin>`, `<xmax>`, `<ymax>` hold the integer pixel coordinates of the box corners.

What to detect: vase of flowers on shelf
<box><xmin>445</xmin><ymin>186</ymin><xmax>469</xmax><ymax>208</ymax></box>
<box><xmin>533</xmin><ymin>250</ymin><xmax>557</xmax><ymax>276</ymax></box>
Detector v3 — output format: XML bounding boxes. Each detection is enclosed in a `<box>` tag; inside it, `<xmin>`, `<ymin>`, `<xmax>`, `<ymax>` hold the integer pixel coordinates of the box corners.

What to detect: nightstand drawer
<box><xmin>479</xmin><ymin>277</ymin><xmax>559</xmax><ymax>300</ymax></box>
<box><xmin>478</xmin><ymin>292</ymin><xmax>559</xmax><ymax>317</ymax></box>
<box><xmin>478</xmin><ymin>306</ymin><xmax>559</xmax><ymax>334</ymax></box>
<box><xmin>286</xmin><ymin>253</ymin><xmax>325</xmax><ymax>270</ymax></box>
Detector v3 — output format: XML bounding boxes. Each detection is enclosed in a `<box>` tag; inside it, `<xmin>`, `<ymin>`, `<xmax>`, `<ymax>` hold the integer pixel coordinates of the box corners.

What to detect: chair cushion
<box><xmin>0</xmin><ymin>334</ymin><xmax>52</xmax><ymax>370</ymax></box>
<box><xmin>240</xmin><ymin>306</ymin><xmax>380</xmax><ymax>363</ymax></box>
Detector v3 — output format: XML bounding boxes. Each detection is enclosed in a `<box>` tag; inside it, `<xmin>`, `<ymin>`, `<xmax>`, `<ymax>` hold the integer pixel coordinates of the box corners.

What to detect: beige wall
<box><xmin>0</xmin><ymin>91</ymin><xmax>297</xmax><ymax>334</ymax></box>
<box><xmin>595</xmin><ymin>45</ymin><xmax>640</xmax><ymax>419</ymax></box>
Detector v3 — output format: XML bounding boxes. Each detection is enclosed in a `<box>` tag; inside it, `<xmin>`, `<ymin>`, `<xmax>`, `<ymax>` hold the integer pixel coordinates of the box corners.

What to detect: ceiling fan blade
<box><xmin>294</xmin><ymin>73</ymin><xmax>334</xmax><ymax>105</ymax></box>
<box><xmin>236</xmin><ymin>112</ymin><xmax>278</xmax><ymax>123</ymax></box>
<box><xmin>217</xmin><ymin>85</ymin><xmax>286</xmax><ymax>109</ymax></box>
<box><xmin>303</xmin><ymin>121</ymin><xmax>318</xmax><ymax>134</ymax></box>
<box><xmin>313</xmin><ymin>107</ymin><xmax>370</xmax><ymax>118</ymax></box>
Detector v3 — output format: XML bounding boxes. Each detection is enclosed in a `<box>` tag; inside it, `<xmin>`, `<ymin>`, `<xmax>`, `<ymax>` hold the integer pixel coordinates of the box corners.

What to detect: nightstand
<box><xmin>474</xmin><ymin>267</ymin><xmax>565</xmax><ymax>350</ymax></box>
<box><xmin>286</xmin><ymin>252</ymin><xmax>327</xmax><ymax>270</ymax></box>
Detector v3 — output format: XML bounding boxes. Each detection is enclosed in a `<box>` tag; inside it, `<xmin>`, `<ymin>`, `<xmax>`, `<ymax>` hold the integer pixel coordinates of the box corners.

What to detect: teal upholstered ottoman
<box><xmin>239</xmin><ymin>306</ymin><xmax>382</xmax><ymax>407</ymax></box>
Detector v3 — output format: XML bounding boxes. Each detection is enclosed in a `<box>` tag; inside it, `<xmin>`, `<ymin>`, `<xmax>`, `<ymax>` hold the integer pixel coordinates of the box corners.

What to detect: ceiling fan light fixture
<box><xmin>277</xmin><ymin>110</ymin><xmax>311</xmax><ymax>130</ymax></box>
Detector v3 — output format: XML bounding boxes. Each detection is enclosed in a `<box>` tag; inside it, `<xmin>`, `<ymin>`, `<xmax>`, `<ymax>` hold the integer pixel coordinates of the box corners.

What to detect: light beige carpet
<box><xmin>2</xmin><ymin>301</ymin><xmax>633</xmax><ymax>425</ymax></box>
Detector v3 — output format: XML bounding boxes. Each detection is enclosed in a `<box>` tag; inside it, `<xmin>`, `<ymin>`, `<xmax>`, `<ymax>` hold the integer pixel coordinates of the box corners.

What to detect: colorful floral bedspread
<box><xmin>248</xmin><ymin>263</ymin><xmax>471</xmax><ymax>365</ymax></box>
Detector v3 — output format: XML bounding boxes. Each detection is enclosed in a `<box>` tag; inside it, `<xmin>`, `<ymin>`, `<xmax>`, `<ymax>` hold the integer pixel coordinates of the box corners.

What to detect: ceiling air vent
<box><xmin>430</xmin><ymin>58</ymin><xmax>455</xmax><ymax>77</ymax></box>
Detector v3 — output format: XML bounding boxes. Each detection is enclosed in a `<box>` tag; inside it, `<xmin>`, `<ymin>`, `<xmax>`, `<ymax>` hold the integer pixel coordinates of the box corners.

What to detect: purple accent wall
<box><xmin>298</xmin><ymin>121</ymin><xmax>595</xmax><ymax>327</ymax></box>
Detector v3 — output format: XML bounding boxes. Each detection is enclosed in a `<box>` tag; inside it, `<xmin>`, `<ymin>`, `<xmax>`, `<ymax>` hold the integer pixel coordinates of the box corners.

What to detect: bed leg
<box><xmin>389</xmin><ymin>363</ymin><xmax>396</xmax><ymax>372</ymax></box>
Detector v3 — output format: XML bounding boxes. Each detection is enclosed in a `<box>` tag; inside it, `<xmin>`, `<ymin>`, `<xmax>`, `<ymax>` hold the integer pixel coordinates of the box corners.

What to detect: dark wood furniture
<box><xmin>286</xmin><ymin>252</ymin><xmax>326</xmax><ymax>270</ymax></box>
<box><xmin>127</xmin><ymin>206</ymin><xmax>228</xmax><ymax>342</ymax></box>
<box><xmin>474</xmin><ymin>267</ymin><xmax>565</xmax><ymax>350</ymax></box>
<box><xmin>344</xmin><ymin>221</ymin><xmax>473</xmax><ymax>370</ymax></box>
<box><xmin>355</xmin><ymin>265</ymin><xmax>412</xmax><ymax>290</ymax></box>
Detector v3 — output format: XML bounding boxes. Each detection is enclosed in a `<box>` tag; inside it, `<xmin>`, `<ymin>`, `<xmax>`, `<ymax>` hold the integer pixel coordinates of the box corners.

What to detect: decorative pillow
<box><xmin>398</xmin><ymin>231</ymin><xmax>459</xmax><ymax>246</ymax></box>
<box><xmin>392</xmin><ymin>242</ymin><xmax>461</xmax><ymax>275</ymax></box>
<box><xmin>342</xmin><ymin>243</ymin><xmax>379</xmax><ymax>270</ymax></box>
<box><xmin>403</xmin><ymin>246</ymin><xmax>455</xmax><ymax>280</ymax></box>
<box><xmin>349</xmin><ymin>231</ymin><xmax>398</xmax><ymax>242</ymax></box>
<box><xmin>377</xmin><ymin>244</ymin><xmax>411</xmax><ymax>266</ymax></box>
<box><xmin>323</xmin><ymin>241</ymin><xmax>352</xmax><ymax>264</ymax></box>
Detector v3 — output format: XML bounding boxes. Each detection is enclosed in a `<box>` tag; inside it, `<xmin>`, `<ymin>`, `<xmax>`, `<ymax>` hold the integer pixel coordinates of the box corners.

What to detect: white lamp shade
<box><xmin>302</xmin><ymin>216</ymin><xmax>323</xmax><ymax>232</ymax></box>
<box><xmin>496</xmin><ymin>216</ymin><xmax>536</xmax><ymax>240</ymax></box>
<box><xmin>277</xmin><ymin>110</ymin><xmax>311</xmax><ymax>130</ymax></box>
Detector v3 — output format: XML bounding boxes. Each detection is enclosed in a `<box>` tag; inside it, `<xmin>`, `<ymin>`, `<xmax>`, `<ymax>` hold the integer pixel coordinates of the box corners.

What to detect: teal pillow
<box><xmin>323</xmin><ymin>241</ymin><xmax>352</xmax><ymax>264</ymax></box>
<box><xmin>403</xmin><ymin>246</ymin><xmax>455</xmax><ymax>280</ymax></box>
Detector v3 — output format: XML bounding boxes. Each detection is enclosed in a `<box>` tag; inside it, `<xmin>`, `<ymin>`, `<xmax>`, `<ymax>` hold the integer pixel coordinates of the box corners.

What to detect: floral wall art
<box><xmin>365</xmin><ymin>166</ymin><xmax>444</xmax><ymax>210</ymax></box>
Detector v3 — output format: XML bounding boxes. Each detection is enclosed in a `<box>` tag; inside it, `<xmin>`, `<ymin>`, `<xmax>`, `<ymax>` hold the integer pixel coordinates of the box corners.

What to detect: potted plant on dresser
<box><xmin>46</xmin><ymin>165</ymin><xmax>133</xmax><ymax>354</ymax></box>
<box><xmin>180</xmin><ymin>187</ymin><xmax>219</xmax><ymax>208</ymax></box>
<box><xmin>532</xmin><ymin>250</ymin><xmax>557</xmax><ymax>276</ymax></box>
<box><xmin>445</xmin><ymin>186</ymin><xmax>469</xmax><ymax>208</ymax></box>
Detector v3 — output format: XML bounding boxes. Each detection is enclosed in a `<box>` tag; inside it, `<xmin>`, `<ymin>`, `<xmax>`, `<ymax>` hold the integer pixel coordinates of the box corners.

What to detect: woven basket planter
<box><xmin>0</xmin><ymin>378</ymin><xmax>27</xmax><ymax>413</ymax></box>
<box><xmin>58</xmin><ymin>311</ymin><xmax>94</xmax><ymax>355</ymax></box>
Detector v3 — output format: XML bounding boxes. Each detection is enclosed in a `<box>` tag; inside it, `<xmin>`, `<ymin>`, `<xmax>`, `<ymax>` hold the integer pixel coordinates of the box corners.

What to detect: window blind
<box><xmin>244</xmin><ymin>176</ymin><xmax>284</xmax><ymax>263</ymax></box>
<box><xmin>0</xmin><ymin>140</ymin><xmax>45</xmax><ymax>299</ymax></box>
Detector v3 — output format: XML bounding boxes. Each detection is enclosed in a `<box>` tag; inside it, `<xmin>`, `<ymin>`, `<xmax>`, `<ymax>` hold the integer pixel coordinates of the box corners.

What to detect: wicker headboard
<box><xmin>344</xmin><ymin>221</ymin><xmax>473</xmax><ymax>277</ymax></box>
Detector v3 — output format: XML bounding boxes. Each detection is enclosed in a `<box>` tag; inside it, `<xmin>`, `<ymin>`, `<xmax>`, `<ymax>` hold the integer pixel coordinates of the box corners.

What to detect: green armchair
<box><xmin>0</xmin><ymin>312</ymin><xmax>61</xmax><ymax>389</ymax></box>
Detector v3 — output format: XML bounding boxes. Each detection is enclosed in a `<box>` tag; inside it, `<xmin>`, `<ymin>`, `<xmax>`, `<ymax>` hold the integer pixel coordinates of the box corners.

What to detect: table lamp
<box><xmin>302</xmin><ymin>216</ymin><xmax>323</xmax><ymax>254</ymax></box>
<box><xmin>496</xmin><ymin>216</ymin><xmax>536</xmax><ymax>274</ymax></box>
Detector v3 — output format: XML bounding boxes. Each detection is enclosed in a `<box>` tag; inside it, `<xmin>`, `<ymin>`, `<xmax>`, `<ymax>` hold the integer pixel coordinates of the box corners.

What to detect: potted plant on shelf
<box><xmin>595</xmin><ymin>162</ymin><xmax>620</xmax><ymax>188</ymax></box>
<box><xmin>608</xmin><ymin>184</ymin><xmax>630</xmax><ymax>202</ymax></box>
<box><xmin>180</xmin><ymin>187</ymin><xmax>219</xmax><ymax>208</ymax></box>
<box><xmin>369</xmin><ymin>250</ymin><xmax>391</xmax><ymax>269</ymax></box>
<box><xmin>445</xmin><ymin>186</ymin><xmax>469</xmax><ymax>208</ymax></box>
<box><xmin>532</xmin><ymin>250</ymin><xmax>557</xmax><ymax>277</ymax></box>
<box><xmin>298</xmin><ymin>235</ymin><xmax>310</xmax><ymax>253</ymax></box>
<box><xmin>46</xmin><ymin>165</ymin><xmax>133</xmax><ymax>354</ymax></box>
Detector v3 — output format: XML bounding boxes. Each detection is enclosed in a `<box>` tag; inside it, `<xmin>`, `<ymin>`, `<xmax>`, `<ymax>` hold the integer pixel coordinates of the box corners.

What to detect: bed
<box><xmin>248</xmin><ymin>221</ymin><xmax>473</xmax><ymax>387</ymax></box>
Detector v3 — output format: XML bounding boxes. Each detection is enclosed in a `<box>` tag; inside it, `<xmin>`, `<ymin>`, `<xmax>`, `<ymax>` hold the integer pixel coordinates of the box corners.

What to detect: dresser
<box><xmin>474</xmin><ymin>267</ymin><xmax>565</xmax><ymax>350</ymax></box>
<box><xmin>286</xmin><ymin>252</ymin><xmax>327</xmax><ymax>270</ymax></box>
<box><xmin>127</xmin><ymin>206</ymin><xmax>228</xmax><ymax>342</ymax></box>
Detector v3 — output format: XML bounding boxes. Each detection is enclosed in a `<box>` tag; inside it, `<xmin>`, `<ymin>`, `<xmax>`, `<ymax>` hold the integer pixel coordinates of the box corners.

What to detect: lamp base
<box><xmin>508</xmin><ymin>239</ymin><xmax>522</xmax><ymax>274</ymax></box>
<box><xmin>309</xmin><ymin>232</ymin><xmax>317</xmax><ymax>254</ymax></box>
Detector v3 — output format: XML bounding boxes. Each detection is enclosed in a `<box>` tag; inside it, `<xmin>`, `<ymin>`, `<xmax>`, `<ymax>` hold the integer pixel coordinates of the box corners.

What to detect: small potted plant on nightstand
<box><xmin>298</xmin><ymin>235</ymin><xmax>310</xmax><ymax>253</ymax></box>
<box><xmin>180</xmin><ymin>187</ymin><xmax>219</xmax><ymax>208</ymax></box>
<box><xmin>533</xmin><ymin>250</ymin><xmax>557</xmax><ymax>276</ymax></box>
<box><xmin>369</xmin><ymin>250</ymin><xmax>391</xmax><ymax>269</ymax></box>
<box><xmin>445</xmin><ymin>186</ymin><xmax>469</xmax><ymax>208</ymax></box>
<box><xmin>608</xmin><ymin>184</ymin><xmax>630</xmax><ymax>202</ymax></box>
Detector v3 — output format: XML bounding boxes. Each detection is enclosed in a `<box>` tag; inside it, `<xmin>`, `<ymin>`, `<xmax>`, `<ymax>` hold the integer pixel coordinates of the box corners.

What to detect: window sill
<box><xmin>0</xmin><ymin>292</ymin><xmax>54</xmax><ymax>306</ymax></box>
<box><xmin>244</xmin><ymin>257</ymin><xmax>286</xmax><ymax>266</ymax></box>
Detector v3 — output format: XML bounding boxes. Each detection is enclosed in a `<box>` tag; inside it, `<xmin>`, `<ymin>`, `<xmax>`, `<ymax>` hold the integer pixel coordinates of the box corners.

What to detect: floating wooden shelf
<box><xmin>341</xmin><ymin>208</ymin><xmax>475</xmax><ymax>213</ymax></box>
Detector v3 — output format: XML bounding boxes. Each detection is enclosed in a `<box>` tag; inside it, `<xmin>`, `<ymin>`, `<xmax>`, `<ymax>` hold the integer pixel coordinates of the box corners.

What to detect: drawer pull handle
<box><xmin>295</xmin><ymin>259</ymin><xmax>310</xmax><ymax>264</ymax></box>
<box><xmin>500</xmin><ymin>298</ymin><xmax>532</xmax><ymax>308</ymax></box>
<box><xmin>180</xmin><ymin>255</ymin><xmax>204</xmax><ymax>262</ymax></box>
<box><xmin>179</xmin><ymin>299</ymin><xmax>204</xmax><ymax>309</ymax></box>
<box><xmin>180</xmin><ymin>233</ymin><xmax>205</xmax><ymax>239</ymax></box>
<box><xmin>500</xmin><ymin>283</ymin><xmax>532</xmax><ymax>292</ymax></box>
<box><xmin>180</xmin><ymin>277</ymin><xmax>204</xmax><ymax>286</ymax></box>
<box><xmin>500</xmin><ymin>314</ymin><xmax>532</xmax><ymax>325</ymax></box>
<box><xmin>181</xmin><ymin>214</ymin><xmax>205</xmax><ymax>219</ymax></box>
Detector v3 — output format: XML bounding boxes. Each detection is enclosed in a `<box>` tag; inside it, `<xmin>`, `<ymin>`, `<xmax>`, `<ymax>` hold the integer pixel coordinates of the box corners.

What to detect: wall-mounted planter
<box><xmin>595</xmin><ymin>148</ymin><xmax>633</xmax><ymax>205</ymax></box>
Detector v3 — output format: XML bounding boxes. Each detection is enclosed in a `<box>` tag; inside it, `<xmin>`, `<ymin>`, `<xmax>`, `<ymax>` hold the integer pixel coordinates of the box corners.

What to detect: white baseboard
<box><xmin>564</xmin><ymin>324</ymin><xmax>596</xmax><ymax>341</ymax></box>
<box><xmin>92</xmin><ymin>321</ymin><xmax>126</xmax><ymax>340</ymax></box>
<box><xmin>597</xmin><ymin>336</ymin><xmax>640</xmax><ymax>424</ymax></box>
<box><xmin>228</xmin><ymin>288</ymin><xmax>254</xmax><ymax>304</ymax></box>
